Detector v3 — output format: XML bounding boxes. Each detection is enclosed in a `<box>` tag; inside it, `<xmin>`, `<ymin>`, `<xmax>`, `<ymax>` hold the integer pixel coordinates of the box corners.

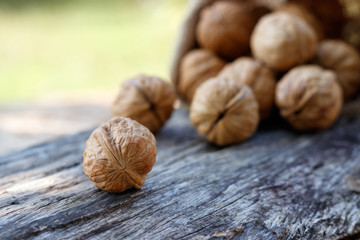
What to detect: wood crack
<box><xmin>1</xmin><ymin>109</ymin><xmax>360</xmax><ymax>239</ymax></box>
<box><xmin>18</xmin><ymin>198</ymin><xmax>134</xmax><ymax>239</ymax></box>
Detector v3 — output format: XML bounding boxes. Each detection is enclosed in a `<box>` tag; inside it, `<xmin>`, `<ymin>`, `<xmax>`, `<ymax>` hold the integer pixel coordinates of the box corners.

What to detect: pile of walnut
<box><xmin>178</xmin><ymin>0</ymin><xmax>360</xmax><ymax>144</ymax></box>
<box><xmin>83</xmin><ymin>0</ymin><xmax>360</xmax><ymax>193</ymax></box>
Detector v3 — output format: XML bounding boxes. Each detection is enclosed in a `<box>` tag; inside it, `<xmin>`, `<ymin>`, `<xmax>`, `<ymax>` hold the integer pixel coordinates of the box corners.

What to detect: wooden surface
<box><xmin>1</xmin><ymin>109</ymin><xmax>360</xmax><ymax>240</ymax></box>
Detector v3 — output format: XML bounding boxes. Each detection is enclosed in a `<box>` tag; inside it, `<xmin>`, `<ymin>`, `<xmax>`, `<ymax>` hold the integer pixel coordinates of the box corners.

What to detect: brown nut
<box><xmin>276</xmin><ymin>65</ymin><xmax>343</xmax><ymax>131</ymax></box>
<box><xmin>196</xmin><ymin>1</ymin><xmax>255</xmax><ymax>60</ymax></box>
<box><xmin>190</xmin><ymin>78</ymin><xmax>259</xmax><ymax>146</ymax></box>
<box><xmin>251</xmin><ymin>12</ymin><xmax>318</xmax><ymax>71</ymax></box>
<box><xmin>289</xmin><ymin>0</ymin><xmax>345</xmax><ymax>39</ymax></box>
<box><xmin>83</xmin><ymin>117</ymin><xmax>157</xmax><ymax>193</ymax></box>
<box><xmin>178</xmin><ymin>49</ymin><xmax>226</xmax><ymax>103</ymax></box>
<box><xmin>112</xmin><ymin>75</ymin><xmax>176</xmax><ymax>133</ymax></box>
<box><xmin>315</xmin><ymin>40</ymin><xmax>360</xmax><ymax>100</ymax></box>
<box><xmin>277</xmin><ymin>3</ymin><xmax>323</xmax><ymax>40</ymax></box>
<box><xmin>218</xmin><ymin>57</ymin><xmax>276</xmax><ymax>119</ymax></box>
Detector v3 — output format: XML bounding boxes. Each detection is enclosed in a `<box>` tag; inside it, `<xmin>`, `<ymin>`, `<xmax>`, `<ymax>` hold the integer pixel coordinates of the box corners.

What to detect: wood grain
<box><xmin>1</xmin><ymin>109</ymin><xmax>360</xmax><ymax>240</ymax></box>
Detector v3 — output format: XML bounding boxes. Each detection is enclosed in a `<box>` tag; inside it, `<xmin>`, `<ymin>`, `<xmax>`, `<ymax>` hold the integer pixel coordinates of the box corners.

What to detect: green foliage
<box><xmin>0</xmin><ymin>0</ymin><xmax>186</xmax><ymax>103</ymax></box>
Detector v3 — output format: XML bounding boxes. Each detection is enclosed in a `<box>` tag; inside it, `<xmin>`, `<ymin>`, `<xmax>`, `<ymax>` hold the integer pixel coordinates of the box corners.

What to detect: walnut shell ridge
<box><xmin>190</xmin><ymin>78</ymin><xmax>259</xmax><ymax>146</ymax></box>
<box><xmin>218</xmin><ymin>57</ymin><xmax>276</xmax><ymax>119</ymax></box>
<box><xmin>179</xmin><ymin>49</ymin><xmax>226</xmax><ymax>103</ymax></box>
<box><xmin>112</xmin><ymin>75</ymin><xmax>176</xmax><ymax>133</ymax></box>
<box><xmin>276</xmin><ymin>65</ymin><xmax>343</xmax><ymax>131</ymax></box>
<box><xmin>251</xmin><ymin>12</ymin><xmax>318</xmax><ymax>71</ymax></box>
<box><xmin>315</xmin><ymin>40</ymin><xmax>360</xmax><ymax>100</ymax></box>
<box><xmin>83</xmin><ymin>117</ymin><xmax>157</xmax><ymax>193</ymax></box>
<box><xmin>196</xmin><ymin>1</ymin><xmax>255</xmax><ymax>60</ymax></box>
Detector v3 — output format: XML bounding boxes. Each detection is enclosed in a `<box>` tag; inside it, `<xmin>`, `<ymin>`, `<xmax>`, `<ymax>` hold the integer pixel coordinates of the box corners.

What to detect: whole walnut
<box><xmin>190</xmin><ymin>78</ymin><xmax>259</xmax><ymax>146</ymax></box>
<box><xmin>315</xmin><ymin>40</ymin><xmax>360</xmax><ymax>100</ymax></box>
<box><xmin>83</xmin><ymin>117</ymin><xmax>157</xmax><ymax>193</ymax></box>
<box><xmin>289</xmin><ymin>0</ymin><xmax>345</xmax><ymax>38</ymax></box>
<box><xmin>218</xmin><ymin>57</ymin><xmax>276</xmax><ymax>119</ymax></box>
<box><xmin>276</xmin><ymin>65</ymin><xmax>343</xmax><ymax>131</ymax></box>
<box><xmin>251</xmin><ymin>12</ymin><xmax>318</xmax><ymax>71</ymax></box>
<box><xmin>196</xmin><ymin>1</ymin><xmax>255</xmax><ymax>60</ymax></box>
<box><xmin>112</xmin><ymin>75</ymin><xmax>176</xmax><ymax>133</ymax></box>
<box><xmin>178</xmin><ymin>49</ymin><xmax>226</xmax><ymax>103</ymax></box>
<box><xmin>277</xmin><ymin>3</ymin><xmax>323</xmax><ymax>40</ymax></box>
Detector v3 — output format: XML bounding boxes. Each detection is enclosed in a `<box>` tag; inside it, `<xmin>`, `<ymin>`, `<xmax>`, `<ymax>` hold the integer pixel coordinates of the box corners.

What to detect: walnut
<box><xmin>276</xmin><ymin>65</ymin><xmax>343</xmax><ymax>131</ymax></box>
<box><xmin>190</xmin><ymin>78</ymin><xmax>259</xmax><ymax>146</ymax></box>
<box><xmin>251</xmin><ymin>12</ymin><xmax>318</xmax><ymax>71</ymax></box>
<box><xmin>178</xmin><ymin>49</ymin><xmax>226</xmax><ymax>103</ymax></box>
<box><xmin>277</xmin><ymin>3</ymin><xmax>323</xmax><ymax>39</ymax></box>
<box><xmin>315</xmin><ymin>40</ymin><xmax>360</xmax><ymax>100</ymax></box>
<box><xmin>83</xmin><ymin>117</ymin><xmax>157</xmax><ymax>193</ymax></box>
<box><xmin>112</xmin><ymin>75</ymin><xmax>176</xmax><ymax>133</ymax></box>
<box><xmin>218</xmin><ymin>57</ymin><xmax>276</xmax><ymax>119</ymax></box>
<box><xmin>196</xmin><ymin>1</ymin><xmax>255</xmax><ymax>60</ymax></box>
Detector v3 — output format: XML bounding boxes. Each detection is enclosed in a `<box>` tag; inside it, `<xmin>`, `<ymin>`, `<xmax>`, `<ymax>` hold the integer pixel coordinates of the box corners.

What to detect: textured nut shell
<box><xmin>83</xmin><ymin>117</ymin><xmax>157</xmax><ymax>193</ymax></box>
<box><xmin>218</xmin><ymin>57</ymin><xmax>276</xmax><ymax>119</ymax></box>
<box><xmin>276</xmin><ymin>65</ymin><xmax>343</xmax><ymax>131</ymax></box>
<box><xmin>196</xmin><ymin>1</ymin><xmax>255</xmax><ymax>60</ymax></box>
<box><xmin>178</xmin><ymin>49</ymin><xmax>226</xmax><ymax>103</ymax></box>
<box><xmin>251</xmin><ymin>12</ymin><xmax>318</xmax><ymax>71</ymax></box>
<box><xmin>315</xmin><ymin>40</ymin><xmax>360</xmax><ymax>100</ymax></box>
<box><xmin>190</xmin><ymin>78</ymin><xmax>259</xmax><ymax>146</ymax></box>
<box><xmin>277</xmin><ymin>3</ymin><xmax>323</xmax><ymax>40</ymax></box>
<box><xmin>112</xmin><ymin>75</ymin><xmax>176</xmax><ymax>133</ymax></box>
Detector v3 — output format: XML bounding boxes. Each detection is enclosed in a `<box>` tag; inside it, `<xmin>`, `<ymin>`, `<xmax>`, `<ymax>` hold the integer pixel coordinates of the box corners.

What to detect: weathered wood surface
<box><xmin>1</xmin><ymin>109</ymin><xmax>360</xmax><ymax>240</ymax></box>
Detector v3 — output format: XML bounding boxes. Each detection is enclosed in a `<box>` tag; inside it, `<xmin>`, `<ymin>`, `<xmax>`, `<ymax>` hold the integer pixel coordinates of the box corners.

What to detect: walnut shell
<box><xmin>190</xmin><ymin>78</ymin><xmax>259</xmax><ymax>146</ymax></box>
<box><xmin>178</xmin><ymin>49</ymin><xmax>226</xmax><ymax>103</ymax></box>
<box><xmin>83</xmin><ymin>117</ymin><xmax>157</xmax><ymax>193</ymax></box>
<box><xmin>196</xmin><ymin>1</ymin><xmax>255</xmax><ymax>60</ymax></box>
<box><xmin>277</xmin><ymin>3</ymin><xmax>323</xmax><ymax>40</ymax></box>
<box><xmin>218</xmin><ymin>57</ymin><xmax>276</xmax><ymax>119</ymax></box>
<box><xmin>251</xmin><ymin>12</ymin><xmax>318</xmax><ymax>71</ymax></box>
<box><xmin>276</xmin><ymin>65</ymin><xmax>343</xmax><ymax>131</ymax></box>
<box><xmin>315</xmin><ymin>40</ymin><xmax>360</xmax><ymax>100</ymax></box>
<box><xmin>112</xmin><ymin>75</ymin><xmax>176</xmax><ymax>133</ymax></box>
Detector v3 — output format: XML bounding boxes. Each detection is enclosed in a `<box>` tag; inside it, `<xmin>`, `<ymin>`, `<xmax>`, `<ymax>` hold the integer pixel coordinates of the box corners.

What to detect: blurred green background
<box><xmin>0</xmin><ymin>0</ymin><xmax>186</xmax><ymax>104</ymax></box>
